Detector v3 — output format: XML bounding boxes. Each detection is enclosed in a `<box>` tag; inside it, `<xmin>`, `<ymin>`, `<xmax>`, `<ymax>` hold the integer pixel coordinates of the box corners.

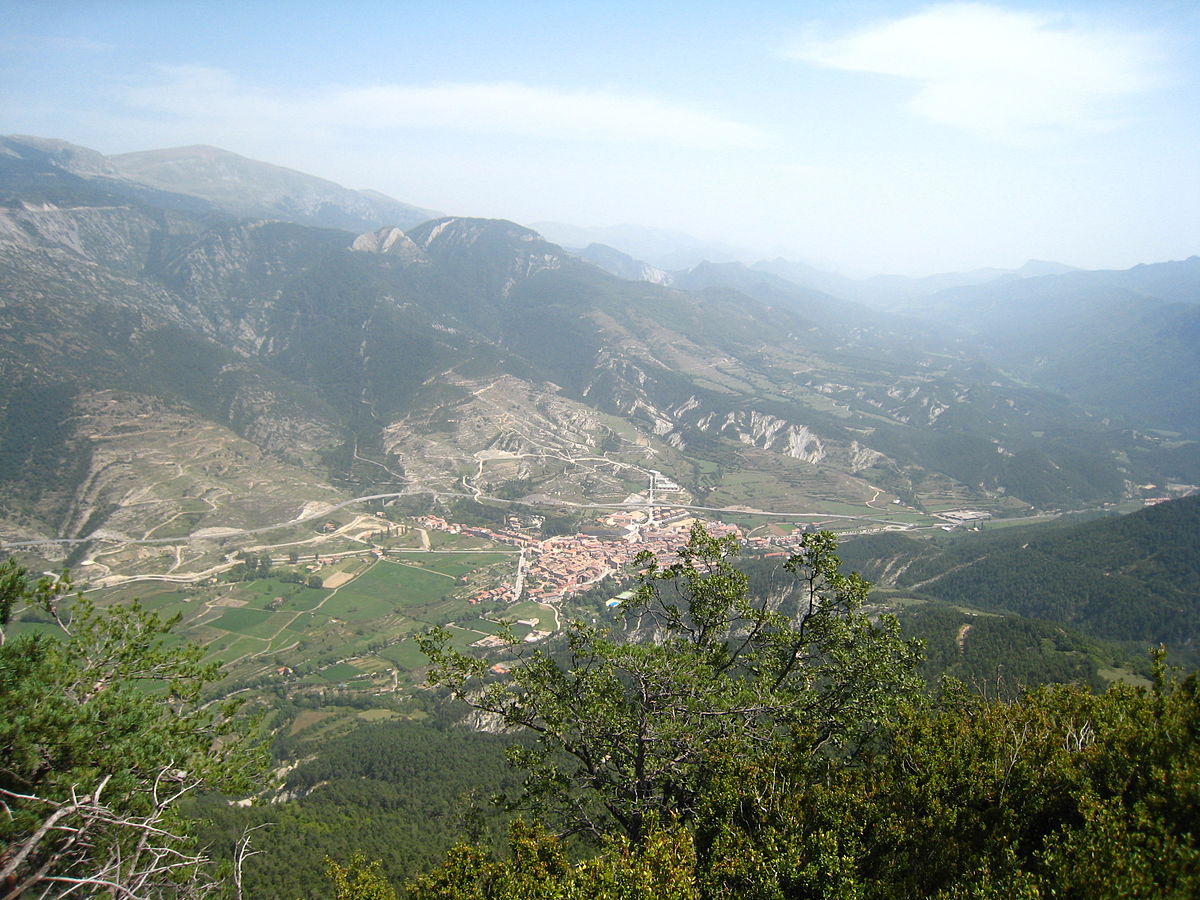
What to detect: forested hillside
<box><xmin>191</xmin><ymin>718</ymin><xmax>530</xmax><ymax>899</ymax></box>
<box><xmin>887</xmin><ymin>258</ymin><xmax>1200</xmax><ymax>436</ymax></box>
<box><xmin>842</xmin><ymin>496</ymin><xmax>1200</xmax><ymax>659</ymax></box>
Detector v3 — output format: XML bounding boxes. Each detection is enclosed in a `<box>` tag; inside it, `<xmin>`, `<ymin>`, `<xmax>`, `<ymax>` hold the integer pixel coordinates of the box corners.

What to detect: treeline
<box><xmin>224</xmin><ymin>551</ymin><xmax>322</xmax><ymax>587</ymax></box>
<box><xmin>0</xmin><ymin>381</ymin><xmax>91</xmax><ymax>526</ymax></box>
<box><xmin>445</xmin><ymin>496</ymin><xmax>579</xmax><ymax>536</ymax></box>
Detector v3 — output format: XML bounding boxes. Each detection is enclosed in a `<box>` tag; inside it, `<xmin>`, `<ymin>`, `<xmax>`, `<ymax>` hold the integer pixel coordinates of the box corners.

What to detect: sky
<box><xmin>1</xmin><ymin>0</ymin><xmax>1197</xmax><ymax>275</ymax></box>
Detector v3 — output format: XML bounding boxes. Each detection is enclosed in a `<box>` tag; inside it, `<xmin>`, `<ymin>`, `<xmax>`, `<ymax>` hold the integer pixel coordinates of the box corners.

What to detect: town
<box><xmin>414</xmin><ymin>505</ymin><xmax>813</xmax><ymax>610</ymax></box>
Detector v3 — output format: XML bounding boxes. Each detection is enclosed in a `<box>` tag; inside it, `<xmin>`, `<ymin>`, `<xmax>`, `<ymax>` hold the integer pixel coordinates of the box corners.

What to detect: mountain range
<box><xmin>0</xmin><ymin>135</ymin><xmax>1196</xmax><ymax>555</ymax></box>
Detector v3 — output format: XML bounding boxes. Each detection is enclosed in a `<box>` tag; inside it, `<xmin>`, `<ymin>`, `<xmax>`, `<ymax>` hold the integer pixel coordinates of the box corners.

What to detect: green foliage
<box><xmin>538</xmin><ymin>513</ymin><xmax>579</xmax><ymax>537</ymax></box>
<box><xmin>838</xmin><ymin>673</ymin><xmax>1200</xmax><ymax>898</ymax></box>
<box><xmin>493</xmin><ymin>477</ymin><xmax>535</xmax><ymax>500</ymax></box>
<box><xmin>226</xmin><ymin>550</ymin><xmax>274</xmax><ymax>581</ymax></box>
<box><xmin>407</xmin><ymin>820</ymin><xmax>700</xmax><ymax>900</ymax></box>
<box><xmin>0</xmin><ymin>381</ymin><xmax>86</xmax><ymax>489</ymax></box>
<box><xmin>898</xmin><ymin>603</ymin><xmax>1113</xmax><ymax>694</ymax></box>
<box><xmin>327</xmin><ymin>851</ymin><xmax>399</xmax><ymax>900</ymax></box>
<box><xmin>409</xmin><ymin>671</ymin><xmax>1200</xmax><ymax>899</ymax></box>
<box><xmin>847</xmin><ymin>496</ymin><xmax>1200</xmax><ymax>659</ymax></box>
<box><xmin>0</xmin><ymin>558</ymin><xmax>61</xmax><ymax>635</ymax></box>
<box><xmin>420</xmin><ymin>525</ymin><xmax>923</xmax><ymax>845</ymax></box>
<box><xmin>0</xmin><ymin>381</ymin><xmax>91</xmax><ymax>525</ymax></box>
<box><xmin>0</xmin><ymin>561</ymin><xmax>266</xmax><ymax>897</ymax></box>
<box><xmin>447</xmin><ymin>498</ymin><xmax>508</xmax><ymax>529</ymax></box>
<box><xmin>190</xmin><ymin>718</ymin><xmax>529</xmax><ymax>898</ymax></box>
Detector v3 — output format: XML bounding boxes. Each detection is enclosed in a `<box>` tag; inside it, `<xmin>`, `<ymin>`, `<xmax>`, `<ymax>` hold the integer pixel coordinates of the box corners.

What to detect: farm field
<box><xmin>10</xmin><ymin>550</ymin><xmax>526</xmax><ymax>699</ymax></box>
<box><xmin>414</xmin><ymin>551</ymin><xmax>513</xmax><ymax>577</ymax></box>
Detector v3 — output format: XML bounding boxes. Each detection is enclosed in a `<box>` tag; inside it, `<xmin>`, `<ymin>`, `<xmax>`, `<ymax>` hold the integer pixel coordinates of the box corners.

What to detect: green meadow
<box><xmin>54</xmin><ymin>551</ymin><xmax>522</xmax><ymax>697</ymax></box>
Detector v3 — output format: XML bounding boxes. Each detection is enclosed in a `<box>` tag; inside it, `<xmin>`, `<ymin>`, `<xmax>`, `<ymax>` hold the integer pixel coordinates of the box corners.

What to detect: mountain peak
<box><xmin>106</xmin><ymin>144</ymin><xmax>438</xmax><ymax>232</ymax></box>
<box><xmin>1014</xmin><ymin>259</ymin><xmax>1076</xmax><ymax>278</ymax></box>
<box><xmin>403</xmin><ymin>218</ymin><xmax>568</xmax><ymax>298</ymax></box>
<box><xmin>407</xmin><ymin>217</ymin><xmax>547</xmax><ymax>252</ymax></box>
<box><xmin>112</xmin><ymin>143</ymin><xmax>237</xmax><ymax>161</ymax></box>
<box><xmin>578</xmin><ymin>243</ymin><xmax>671</xmax><ymax>285</ymax></box>
<box><xmin>351</xmin><ymin>226</ymin><xmax>429</xmax><ymax>265</ymax></box>
<box><xmin>1</xmin><ymin>134</ymin><xmax>117</xmax><ymax>177</ymax></box>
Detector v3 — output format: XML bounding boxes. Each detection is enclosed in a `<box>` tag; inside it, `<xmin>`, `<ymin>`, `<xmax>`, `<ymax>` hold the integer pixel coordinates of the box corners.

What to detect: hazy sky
<box><xmin>2</xmin><ymin>1</ymin><xmax>1196</xmax><ymax>275</ymax></box>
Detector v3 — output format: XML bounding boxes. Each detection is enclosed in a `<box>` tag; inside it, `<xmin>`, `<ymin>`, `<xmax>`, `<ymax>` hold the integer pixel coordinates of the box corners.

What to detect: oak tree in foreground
<box><xmin>419</xmin><ymin>525</ymin><xmax>923</xmax><ymax>845</ymax></box>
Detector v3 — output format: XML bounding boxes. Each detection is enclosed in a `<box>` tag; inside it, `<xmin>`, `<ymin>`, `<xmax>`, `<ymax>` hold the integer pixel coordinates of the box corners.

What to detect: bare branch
<box><xmin>233</xmin><ymin>822</ymin><xmax>273</xmax><ymax>900</ymax></box>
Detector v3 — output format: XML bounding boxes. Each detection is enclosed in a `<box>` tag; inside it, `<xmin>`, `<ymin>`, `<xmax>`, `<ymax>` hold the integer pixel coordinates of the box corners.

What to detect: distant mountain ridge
<box><xmin>2</xmin><ymin>135</ymin><xmax>439</xmax><ymax>233</ymax></box>
<box><xmin>891</xmin><ymin>258</ymin><xmax>1200</xmax><ymax>436</ymax></box>
<box><xmin>0</xmin><ymin>135</ymin><xmax>1196</xmax><ymax>549</ymax></box>
<box><xmin>532</xmin><ymin>220</ymin><xmax>745</xmax><ymax>270</ymax></box>
<box><xmin>750</xmin><ymin>257</ymin><xmax>1080</xmax><ymax>307</ymax></box>
<box><xmin>523</xmin><ymin>217</ymin><xmax>1082</xmax><ymax>305</ymax></box>
<box><xmin>108</xmin><ymin>144</ymin><xmax>439</xmax><ymax>232</ymax></box>
<box><xmin>576</xmin><ymin>243</ymin><xmax>671</xmax><ymax>285</ymax></box>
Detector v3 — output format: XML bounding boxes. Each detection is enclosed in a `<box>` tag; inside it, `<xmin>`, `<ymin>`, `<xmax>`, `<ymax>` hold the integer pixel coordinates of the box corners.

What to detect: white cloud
<box><xmin>791</xmin><ymin>3</ymin><xmax>1163</xmax><ymax>143</ymax></box>
<box><xmin>124</xmin><ymin>67</ymin><xmax>765</xmax><ymax>150</ymax></box>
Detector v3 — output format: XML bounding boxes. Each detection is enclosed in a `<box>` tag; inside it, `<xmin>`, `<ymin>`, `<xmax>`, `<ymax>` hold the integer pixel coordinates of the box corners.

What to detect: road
<box><xmin>1</xmin><ymin>486</ymin><xmax>926</xmax><ymax>553</ymax></box>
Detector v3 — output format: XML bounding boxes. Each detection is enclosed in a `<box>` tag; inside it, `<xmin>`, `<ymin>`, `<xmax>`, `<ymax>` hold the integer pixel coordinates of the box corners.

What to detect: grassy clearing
<box><xmin>275</xmin><ymin>587</ymin><xmax>327</xmax><ymax>611</ymax></box>
<box><xmin>876</xmin><ymin>510</ymin><xmax>932</xmax><ymax>525</ymax></box>
<box><xmin>419</xmin><ymin>552</ymin><xmax>513</xmax><ymax>577</ymax></box>
<box><xmin>357</xmin><ymin>708</ymin><xmax>398</xmax><ymax>722</ymax></box>
<box><xmin>506</xmin><ymin>601</ymin><xmax>556</xmax><ymax>630</ymax></box>
<box><xmin>950</xmin><ymin>605</ymin><xmax>1003</xmax><ymax>617</ymax></box>
<box><xmin>289</xmin><ymin>709</ymin><xmax>338</xmax><ymax>736</ymax></box>
<box><xmin>975</xmin><ymin>516</ymin><xmax>1056</xmax><ymax>531</ymax></box>
<box><xmin>322</xmin><ymin>591</ymin><xmax>398</xmax><ymax>622</ymax></box>
<box><xmin>323</xmin><ymin>555</ymin><xmax>377</xmax><ymax>579</ymax></box>
<box><xmin>1098</xmin><ymin>665</ymin><xmax>1152</xmax><ymax>687</ymax></box>
<box><xmin>228</xmin><ymin>578</ymin><xmax>327</xmax><ymax>610</ymax></box>
<box><xmin>445</xmin><ymin>624</ymin><xmax>489</xmax><ymax>651</ymax></box>
<box><xmin>144</xmin><ymin>510</ymin><xmax>207</xmax><ymax>540</ymax></box>
<box><xmin>205</xmin><ymin>634</ymin><xmax>264</xmax><ymax>664</ymax></box>
<box><xmin>399</xmin><ymin>592</ymin><xmax>478</xmax><ymax>628</ymax></box>
<box><xmin>4</xmin><ymin>620</ymin><xmax>63</xmax><ymax>639</ymax></box>
<box><xmin>870</xmin><ymin>593</ymin><xmax>932</xmax><ymax>608</ymax></box>
<box><xmin>93</xmin><ymin>583</ymin><xmax>198</xmax><ymax>611</ymax></box>
<box><xmin>214</xmin><ymin>606</ymin><xmax>274</xmax><ymax>634</ymax></box>
<box><xmin>353</xmin><ymin>657</ymin><xmax>392</xmax><ymax>675</ymax></box>
<box><xmin>319</xmin><ymin>663</ymin><xmax>362</xmax><ymax>683</ymax></box>
<box><xmin>283</xmin><ymin>612</ymin><xmax>319</xmax><ymax>633</ymax></box>
<box><xmin>428</xmin><ymin>530</ymin><xmax>503</xmax><ymax>550</ymax></box>
<box><xmin>377</xmin><ymin>640</ymin><xmax>427</xmax><ymax>669</ymax></box>
<box><xmin>333</xmin><ymin>561</ymin><xmax>458</xmax><ymax>610</ymax></box>
<box><xmin>456</xmin><ymin>617</ymin><xmax>505</xmax><ymax>635</ymax></box>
